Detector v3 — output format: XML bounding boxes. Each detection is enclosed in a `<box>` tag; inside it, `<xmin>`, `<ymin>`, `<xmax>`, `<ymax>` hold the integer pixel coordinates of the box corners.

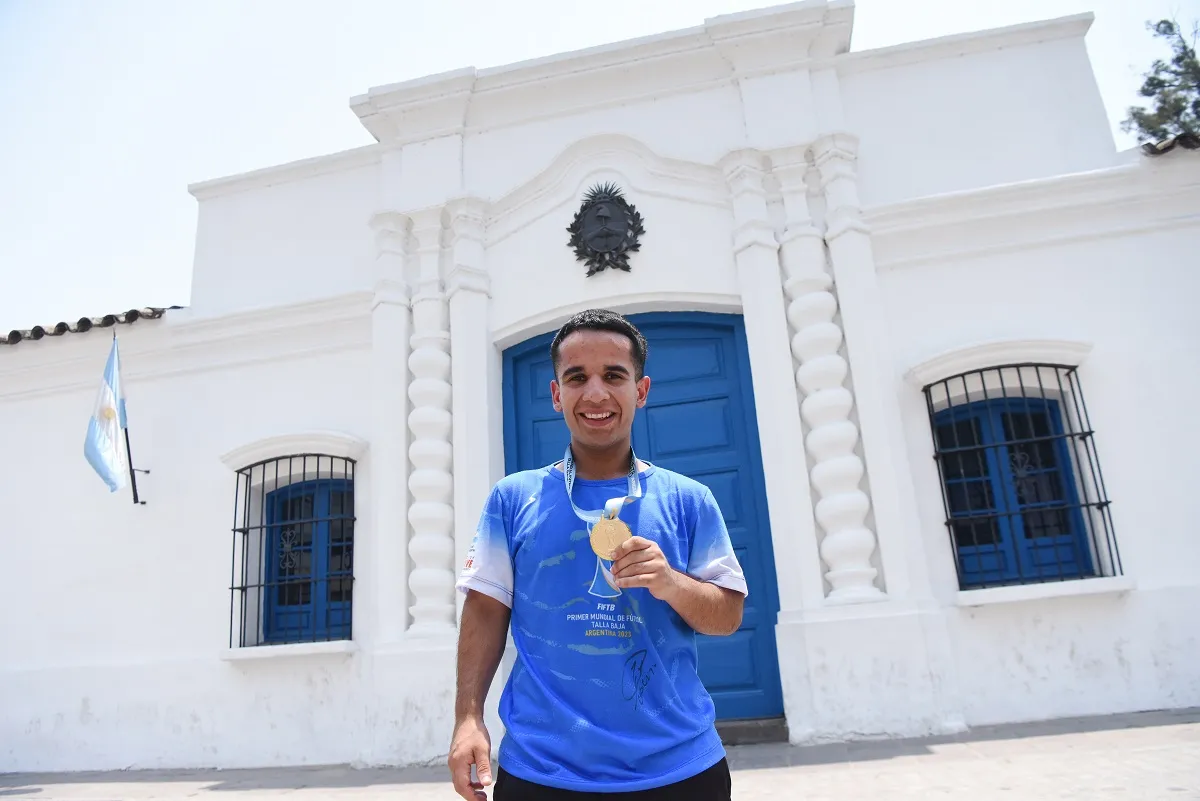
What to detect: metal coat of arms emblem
<box><xmin>566</xmin><ymin>182</ymin><xmax>645</xmax><ymax>277</ymax></box>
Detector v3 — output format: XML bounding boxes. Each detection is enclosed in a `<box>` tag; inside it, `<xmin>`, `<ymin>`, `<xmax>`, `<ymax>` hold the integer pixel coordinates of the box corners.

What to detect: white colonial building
<box><xmin>3</xmin><ymin>0</ymin><xmax>1198</xmax><ymax>774</ymax></box>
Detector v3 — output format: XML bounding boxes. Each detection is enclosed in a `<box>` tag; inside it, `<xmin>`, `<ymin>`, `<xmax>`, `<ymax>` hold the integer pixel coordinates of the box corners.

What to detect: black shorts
<box><xmin>493</xmin><ymin>757</ymin><xmax>732</xmax><ymax>800</ymax></box>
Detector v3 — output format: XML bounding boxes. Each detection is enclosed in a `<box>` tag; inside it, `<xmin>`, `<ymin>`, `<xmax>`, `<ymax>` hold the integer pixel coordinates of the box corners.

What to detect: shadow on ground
<box><xmin>2</xmin><ymin>708</ymin><xmax>1197</xmax><ymax>794</ymax></box>
<box><xmin>725</xmin><ymin>707</ymin><xmax>1200</xmax><ymax>772</ymax></box>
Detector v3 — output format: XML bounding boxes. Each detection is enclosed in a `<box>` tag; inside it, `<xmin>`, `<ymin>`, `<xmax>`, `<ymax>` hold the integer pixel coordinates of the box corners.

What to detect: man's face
<box><xmin>550</xmin><ymin>329</ymin><xmax>650</xmax><ymax>451</ymax></box>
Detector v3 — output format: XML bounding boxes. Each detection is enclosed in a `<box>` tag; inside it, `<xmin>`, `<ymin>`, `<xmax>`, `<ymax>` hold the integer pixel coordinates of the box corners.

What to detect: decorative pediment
<box><xmin>904</xmin><ymin>338</ymin><xmax>1094</xmax><ymax>388</ymax></box>
<box><xmin>219</xmin><ymin>431</ymin><xmax>368</xmax><ymax>471</ymax></box>
<box><xmin>484</xmin><ymin>134</ymin><xmax>726</xmax><ymax>248</ymax></box>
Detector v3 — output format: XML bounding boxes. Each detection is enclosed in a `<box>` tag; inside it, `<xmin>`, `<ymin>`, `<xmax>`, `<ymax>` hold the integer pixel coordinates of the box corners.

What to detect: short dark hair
<box><xmin>549</xmin><ymin>309</ymin><xmax>648</xmax><ymax>380</ymax></box>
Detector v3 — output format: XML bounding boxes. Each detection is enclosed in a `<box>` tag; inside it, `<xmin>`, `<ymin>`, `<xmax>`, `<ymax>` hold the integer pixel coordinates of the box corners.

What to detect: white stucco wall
<box><xmin>841</xmin><ymin>20</ymin><xmax>1117</xmax><ymax>207</ymax></box>
<box><xmin>868</xmin><ymin>154</ymin><xmax>1200</xmax><ymax>725</ymax></box>
<box><xmin>3</xmin><ymin>0</ymin><xmax>1198</xmax><ymax>777</ymax></box>
<box><xmin>0</xmin><ymin>308</ymin><xmax>389</xmax><ymax>771</ymax></box>
<box><xmin>188</xmin><ymin>157</ymin><xmax>381</xmax><ymax>319</ymax></box>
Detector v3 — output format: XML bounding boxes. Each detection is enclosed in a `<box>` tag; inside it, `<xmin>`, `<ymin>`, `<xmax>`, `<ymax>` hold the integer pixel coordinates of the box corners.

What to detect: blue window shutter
<box><xmin>935</xmin><ymin>397</ymin><xmax>1094</xmax><ymax>589</ymax></box>
<box><xmin>263</xmin><ymin>477</ymin><xmax>353</xmax><ymax>643</ymax></box>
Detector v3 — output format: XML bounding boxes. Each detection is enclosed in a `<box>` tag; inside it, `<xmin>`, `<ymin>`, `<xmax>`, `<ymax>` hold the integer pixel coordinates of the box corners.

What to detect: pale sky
<box><xmin>0</xmin><ymin>0</ymin><xmax>1193</xmax><ymax>332</ymax></box>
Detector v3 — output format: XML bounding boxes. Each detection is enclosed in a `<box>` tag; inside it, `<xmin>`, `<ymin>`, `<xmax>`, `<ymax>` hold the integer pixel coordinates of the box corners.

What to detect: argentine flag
<box><xmin>84</xmin><ymin>337</ymin><xmax>129</xmax><ymax>492</ymax></box>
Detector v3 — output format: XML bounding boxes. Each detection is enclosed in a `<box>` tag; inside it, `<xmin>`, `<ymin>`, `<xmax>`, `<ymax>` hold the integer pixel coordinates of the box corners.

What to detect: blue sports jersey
<box><xmin>456</xmin><ymin>461</ymin><xmax>748</xmax><ymax>793</ymax></box>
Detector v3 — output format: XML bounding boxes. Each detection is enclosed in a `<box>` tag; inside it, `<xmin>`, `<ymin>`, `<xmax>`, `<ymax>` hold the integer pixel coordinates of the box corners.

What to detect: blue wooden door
<box><xmin>502</xmin><ymin>312</ymin><xmax>784</xmax><ymax>720</ymax></box>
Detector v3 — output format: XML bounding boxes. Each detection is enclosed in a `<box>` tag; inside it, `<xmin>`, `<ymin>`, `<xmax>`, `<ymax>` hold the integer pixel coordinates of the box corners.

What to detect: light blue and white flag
<box><xmin>84</xmin><ymin>336</ymin><xmax>129</xmax><ymax>492</ymax></box>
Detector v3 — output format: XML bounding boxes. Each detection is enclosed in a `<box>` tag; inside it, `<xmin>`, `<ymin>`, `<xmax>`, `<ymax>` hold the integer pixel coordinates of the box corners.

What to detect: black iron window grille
<box><xmin>922</xmin><ymin>364</ymin><xmax>1120</xmax><ymax>591</ymax></box>
<box><xmin>228</xmin><ymin>454</ymin><xmax>356</xmax><ymax>647</ymax></box>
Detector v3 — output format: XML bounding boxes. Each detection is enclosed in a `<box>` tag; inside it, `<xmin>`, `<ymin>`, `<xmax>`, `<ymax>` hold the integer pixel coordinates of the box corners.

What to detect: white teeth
<box><xmin>583</xmin><ymin>412</ymin><xmax>612</xmax><ymax>420</ymax></box>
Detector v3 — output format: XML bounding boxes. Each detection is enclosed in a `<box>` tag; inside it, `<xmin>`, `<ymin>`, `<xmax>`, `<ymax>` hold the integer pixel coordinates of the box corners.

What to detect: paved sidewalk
<box><xmin>3</xmin><ymin>709</ymin><xmax>1198</xmax><ymax>800</ymax></box>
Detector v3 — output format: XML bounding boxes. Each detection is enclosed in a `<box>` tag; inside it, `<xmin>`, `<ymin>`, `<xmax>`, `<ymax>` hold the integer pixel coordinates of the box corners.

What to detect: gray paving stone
<box><xmin>2</xmin><ymin>709</ymin><xmax>1197</xmax><ymax>799</ymax></box>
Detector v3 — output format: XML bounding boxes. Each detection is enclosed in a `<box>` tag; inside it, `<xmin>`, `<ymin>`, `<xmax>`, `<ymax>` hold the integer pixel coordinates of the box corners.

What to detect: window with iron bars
<box><xmin>921</xmin><ymin>364</ymin><xmax>1121</xmax><ymax>591</ymax></box>
<box><xmin>228</xmin><ymin>454</ymin><xmax>355</xmax><ymax>647</ymax></box>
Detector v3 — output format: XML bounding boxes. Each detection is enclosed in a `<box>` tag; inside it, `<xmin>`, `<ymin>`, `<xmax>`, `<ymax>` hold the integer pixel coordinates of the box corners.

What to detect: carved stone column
<box><xmin>812</xmin><ymin>131</ymin><xmax>916</xmax><ymax>601</ymax></box>
<box><xmin>406</xmin><ymin>208</ymin><xmax>456</xmax><ymax>636</ymax></box>
<box><xmin>444</xmin><ymin>198</ymin><xmax>494</xmax><ymax>623</ymax></box>
<box><xmin>719</xmin><ymin>149</ymin><xmax>825</xmax><ymax>613</ymax></box>
<box><xmin>368</xmin><ymin>211</ymin><xmax>413</xmax><ymax>642</ymax></box>
<box><xmin>772</xmin><ymin>145</ymin><xmax>885</xmax><ymax>605</ymax></box>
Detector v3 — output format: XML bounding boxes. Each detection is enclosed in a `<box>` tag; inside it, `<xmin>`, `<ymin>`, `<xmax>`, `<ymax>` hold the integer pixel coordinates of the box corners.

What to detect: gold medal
<box><xmin>590</xmin><ymin>516</ymin><xmax>632</xmax><ymax>560</ymax></box>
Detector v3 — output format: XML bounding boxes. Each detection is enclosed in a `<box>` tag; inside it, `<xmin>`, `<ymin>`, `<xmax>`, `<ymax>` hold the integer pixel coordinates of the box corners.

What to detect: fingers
<box><xmin>611</xmin><ymin>536</ymin><xmax>653</xmax><ymax>560</ymax></box>
<box><xmin>451</xmin><ymin>769</ymin><xmax>488</xmax><ymax>800</ymax></box>
<box><xmin>612</xmin><ymin>537</ymin><xmax>665</xmax><ymax>567</ymax></box>
<box><xmin>449</xmin><ymin>751</ymin><xmax>476</xmax><ymax>800</ymax></box>
<box><xmin>448</xmin><ymin>742</ymin><xmax>492</xmax><ymax>801</ymax></box>
<box><xmin>475</xmin><ymin>744</ymin><xmax>493</xmax><ymax>788</ymax></box>
<box><xmin>613</xmin><ymin>560</ymin><xmax>660</xmax><ymax>579</ymax></box>
<box><xmin>612</xmin><ymin>549</ymin><xmax>657</xmax><ymax>573</ymax></box>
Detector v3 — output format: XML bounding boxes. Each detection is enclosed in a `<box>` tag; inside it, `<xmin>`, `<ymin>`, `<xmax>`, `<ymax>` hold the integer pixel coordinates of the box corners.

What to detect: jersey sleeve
<box><xmin>455</xmin><ymin>486</ymin><xmax>514</xmax><ymax>608</ymax></box>
<box><xmin>686</xmin><ymin>488</ymin><xmax>749</xmax><ymax>597</ymax></box>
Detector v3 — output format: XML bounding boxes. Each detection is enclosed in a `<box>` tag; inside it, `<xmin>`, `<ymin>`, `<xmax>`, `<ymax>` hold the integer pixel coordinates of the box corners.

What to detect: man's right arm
<box><xmin>454</xmin><ymin>589</ymin><xmax>511</xmax><ymax>722</ymax></box>
<box><xmin>448</xmin><ymin>590</ymin><xmax>511</xmax><ymax>801</ymax></box>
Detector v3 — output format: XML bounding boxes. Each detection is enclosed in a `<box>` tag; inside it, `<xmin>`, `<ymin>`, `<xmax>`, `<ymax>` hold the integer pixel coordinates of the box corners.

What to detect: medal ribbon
<box><xmin>562</xmin><ymin>444</ymin><xmax>642</xmax><ymax>525</ymax></box>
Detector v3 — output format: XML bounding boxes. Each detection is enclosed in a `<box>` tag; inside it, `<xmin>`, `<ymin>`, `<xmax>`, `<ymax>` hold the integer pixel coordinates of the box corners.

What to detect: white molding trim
<box><xmin>170</xmin><ymin>291</ymin><xmax>372</xmax><ymax>345</ymax></box>
<box><xmin>491</xmin><ymin>291</ymin><xmax>742</xmax><ymax>350</ymax></box>
<box><xmin>866</xmin><ymin>160</ymin><xmax>1200</xmax><ymax>238</ymax></box>
<box><xmin>184</xmin><ymin>13</ymin><xmax>1099</xmax><ymax>201</ymax></box>
<box><xmin>188</xmin><ymin>145</ymin><xmax>383</xmax><ymax>201</ymax></box>
<box><xmin>957</xmin><ymin>576</ymin><xmax>1135</xmax><ymax>608</ymax></box>
<box><xmin>350</xmin><ymin>3</ymin><xmax>842</xmax><ymax>146</ymax></box>
<box><xmin>0</xmin><ymin>292</ymin><xmax>374</xmax><ymax>401</ymax></box>
<box><xmin>221</xmin><ymin>640</ymin><xmax>358</xmax><ymax>662</ymax></box>
<box><xmin>865</xmin><ymin>158</ymin><xmax>1200</xmax><ymax>271</ymax></box>
<box><xmin>340</xmin><ymin>4</ymin><xmax>1088</xmax><ymax>149</ymax></box>
<box><xmin>219</xmin><ymin>431</ymin><xmax>369</xmax><ymax>471</ymax></box>
<box><xmin>189</xmin><ymin>146</ymin><xmax>381</xmax><ymax>203</ymax></box>
<box><xmin>904</xmin><ymin>338</ymin><xmax>1094</xmax><ymax>388</ymax></box>
<box><xmin>835</xmin><ymin>13</ymin><xmax>1093</xmax><ymax>76</ymax></box>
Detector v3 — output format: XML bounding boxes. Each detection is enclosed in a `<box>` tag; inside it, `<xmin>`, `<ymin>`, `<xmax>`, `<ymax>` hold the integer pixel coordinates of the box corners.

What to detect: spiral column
<box><xmin>773</xmin><ymin>145</ymin><xmax>884</xmax><ymax>604</ymax></box>
<box><xmin>719</xmin><ymin>149</ymin><xmax>826</xmax><ymax>613</ymax></box>
<box><xmin>406</xmin><ymin>208</ymin><xmax>456</xmax><ymax>635</ymax></box>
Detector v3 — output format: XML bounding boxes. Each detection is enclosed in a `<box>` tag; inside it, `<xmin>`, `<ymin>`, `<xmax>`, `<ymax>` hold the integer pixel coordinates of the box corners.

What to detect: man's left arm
<box><xmin>611</xmin><ymin>488</ymin><xmax>747</xmax><ymax>636</ymax></box>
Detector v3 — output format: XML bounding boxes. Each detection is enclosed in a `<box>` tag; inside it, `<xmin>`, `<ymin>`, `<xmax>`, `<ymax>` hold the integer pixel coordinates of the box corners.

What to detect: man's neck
<box><xmin>569</xmin><ymin>440</ymin><xmax>634</xmax><ymax>481</ymax></box>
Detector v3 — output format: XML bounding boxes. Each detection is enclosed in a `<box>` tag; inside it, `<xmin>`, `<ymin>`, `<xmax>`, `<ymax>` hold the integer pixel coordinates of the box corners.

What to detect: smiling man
<box><xmin>448</xmin><ymin>309</ymin><xmax>748</xmax><ymax>801</ymax></box>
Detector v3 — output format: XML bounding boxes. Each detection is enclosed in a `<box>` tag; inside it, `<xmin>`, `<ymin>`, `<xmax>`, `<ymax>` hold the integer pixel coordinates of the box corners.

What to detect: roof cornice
<box><xmin>865</xmin><ymin>153</ymin><xmax>1200</xmax><ymax>270</ymax></box>
<box><xmin>185</xmin><ymin>7</ymin><xmax>1097</xmax><ymax>200</ymax></box>
<box><xmin>349</xmin><ymin>0</ymin><xmax>850</xmax><ymax>147</ymax></box>
<box><xmin>835</xmin><ymin>12</ymin><xmax>1094</xmax><ymax>76</ymax></box>
<box><xmin>187</xmin><ymin>143</ymin><xmax>383</xmax><ymax>201</ymax></box>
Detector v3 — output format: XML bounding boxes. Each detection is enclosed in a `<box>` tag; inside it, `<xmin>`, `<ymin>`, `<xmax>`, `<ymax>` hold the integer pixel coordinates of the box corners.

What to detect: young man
<box><xmin>448</xmin><ymin>309</ymin><xmax>748</xmax><ymax>800</ymax></box>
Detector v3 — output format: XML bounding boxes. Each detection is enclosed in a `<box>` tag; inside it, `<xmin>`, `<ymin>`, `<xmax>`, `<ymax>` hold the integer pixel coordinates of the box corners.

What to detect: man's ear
<box><xmin>635</xmin><ymin>376</ymin><xmax>651</xmax><ymax>408</ymax></box>
<box><xmin>550</xmin><ymin>379</ymin><xmax>562</xmax><ymax>412</ymax></box>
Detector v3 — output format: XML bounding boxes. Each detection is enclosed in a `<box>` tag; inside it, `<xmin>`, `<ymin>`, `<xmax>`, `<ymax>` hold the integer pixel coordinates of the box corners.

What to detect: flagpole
<box><xmin>112</xmin><ymin>330</ymin><xmax>147</xmax><ymax>506</ymax></box>
<box><xmin>124</xmin><ymin>428</ymin><xmax>143</xmax><ymax>505</ymax></box>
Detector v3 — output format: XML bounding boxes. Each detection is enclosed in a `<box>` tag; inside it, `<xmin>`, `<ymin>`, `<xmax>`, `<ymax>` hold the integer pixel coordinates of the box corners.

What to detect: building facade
<box><xmin>3</xmin><ymin>0</ymin><xmax>1199</xmax><ymax>774</ymax></box>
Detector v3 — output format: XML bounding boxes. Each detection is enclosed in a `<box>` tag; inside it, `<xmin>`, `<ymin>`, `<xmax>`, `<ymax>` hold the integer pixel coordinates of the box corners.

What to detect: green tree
<box><xmin>1122</xmin><ymin>19</ymin><xmax>1200</xmax><ymax>153</ymax></box>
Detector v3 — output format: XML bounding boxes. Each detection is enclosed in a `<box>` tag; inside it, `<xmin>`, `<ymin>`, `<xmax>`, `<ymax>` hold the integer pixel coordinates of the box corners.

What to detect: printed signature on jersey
<box><xmin>622</xmin><ymin>649</ymin><xmax>657</xmax><ymax>710</ymax></box>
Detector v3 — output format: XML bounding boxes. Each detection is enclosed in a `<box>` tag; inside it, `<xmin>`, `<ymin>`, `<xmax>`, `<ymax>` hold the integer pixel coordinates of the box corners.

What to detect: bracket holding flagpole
<box><xmin>124</xmin><ymin>428</ymin><xmax>148</xmax><ymax>506</ymax></box>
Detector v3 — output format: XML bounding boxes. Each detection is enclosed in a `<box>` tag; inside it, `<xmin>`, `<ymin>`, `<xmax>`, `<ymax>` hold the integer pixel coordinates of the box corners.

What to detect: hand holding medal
<box><xmin>609</xmin><ymin>536</ymin><xmax>680</xmax><ymax>600</ymax></box>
